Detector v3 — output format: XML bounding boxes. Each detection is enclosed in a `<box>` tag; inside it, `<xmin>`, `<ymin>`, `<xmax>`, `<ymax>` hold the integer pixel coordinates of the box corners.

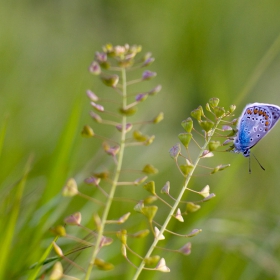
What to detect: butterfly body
<box><xmin>233</xmin><ymin>103</ymin><xmax>280</xmax><ymax>157</ymax></box>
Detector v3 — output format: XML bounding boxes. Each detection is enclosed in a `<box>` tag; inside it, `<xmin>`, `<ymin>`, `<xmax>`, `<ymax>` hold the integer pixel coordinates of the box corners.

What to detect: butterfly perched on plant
<box><xmin>232</xmin><ymin>103</ymin><xmax>280</xmax><ymax>172</ymax></box>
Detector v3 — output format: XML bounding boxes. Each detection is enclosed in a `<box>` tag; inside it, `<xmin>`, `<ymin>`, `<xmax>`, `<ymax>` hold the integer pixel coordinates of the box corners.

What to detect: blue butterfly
<box><xmin>233</xmin><ymin>103</ymin><xmax>280</xmax><ymax>172</ymax></box>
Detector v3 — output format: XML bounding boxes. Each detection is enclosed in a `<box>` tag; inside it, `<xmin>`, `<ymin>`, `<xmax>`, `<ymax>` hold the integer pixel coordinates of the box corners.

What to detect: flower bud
<box><xmin>64</xmin><ymin>212</ymin><xmax>82</xmax><ymax>225</ymax></box>
<box><xmin>142</xmin><ymin>70</ymin><xmax>157</xmax><ymax>80</ymax></box>
<box><xmin>199</xmin><ymin>185</ymin><xmax>210</xmax><ymax>197</ymax></box>
<box><xmin>200</xmin><ymin>150</ymin><xmax>214</xmax><ymax>158</ymax></box>
<box><xmin>86</xmin><ymin>90</ymin><xmax>99</xmax><ymax>101</ymax></box>
<box><xmin>52</xmin><ymin>242</ymin><xmax>63</xmax><ymax>257</ymax></box>
<box><xmin>142</xmin><ymin>57</ymin><xmax>155</xmax><ymax>67</ymax></box>
<box><xmin>90</xmin><ymin>111</ymin><xmax>102</xmax><ymax>123</ymax></box>
<box><xmin>155</xmin><ymin>258</ymin><xmax>170</xmax><ymax>273</ymax></box>
<box><xmin>161</xmin><ymin>181</ymin><xmax>170</xmax><ymax>194</ymax></box>
<box><xmin>62</xmin><ymin>178</ymin><xmax>78</xmax><ymax>197</ymax></box>
<box><xmin>89</xmin><ymin>61</ymin><xmax>101</xmax><ymax>75</ymax></box>
<box><xmin>134</xmin><ymin>200</ymin><xmax>144</xmax><ymax>213</ymax></box>
<box><xmin>154</xmin><ymin>227</ymin><xmax>165</xmax><ymax>240</ymax></box>
<box><xmin>153</xmin><ymin>112</ymin><xmax>164</xmax><ymax>123</ymax></box>
<box><xmin>91</xmin><ymin>102</ymin><xmax>104</xmax><ymax>112</ymax></box>
<box><xmin>229</xmin><ymin>104</ymin><xmax>236</xmax><ymax>113</ymax></box>
<box><xmin>148</xmin><ymin>84</ymin><xmax>162</xmax><ymax>95</ymax></box>
<box><xmin>179</xmin><ymin>242</ymin><xmax>191</xmax><ymax>255</ymax></box>
<box><xmin>95</xmin><ymin>52</ymin><xmax>110</xmax><ymax>69</ymax></box>
<box><xmin>186</xmin><ymin>228</ymin><xmax>202</xmax><ymax>237</ymax></box>
<box><xmin>169</xmin><ymin>143</ymin><xmax>181</xmax><ymax>159</ymax></box>
<box><xmin>84</xmin><ymin>176</ymin><xmax>101</xmax><ymax>186</ymax></box>
<box><xmin>116</xmin><ymin>123</ymin><xmax>133</xmax><ymax>133</ymax></box>
<box><xmin>175</xmin><ymin>208</ymin><xmax>184</xmax><ymax>222</ymax></box>
<box><xmin>50</xmin><ymin>262</ymin><xmax>63</xmax><ymax>280</ymax></box>
<box><xmin>135</xmin><ymin>93</ymin><xmax>148</xmax><ymax>102</ymax></box>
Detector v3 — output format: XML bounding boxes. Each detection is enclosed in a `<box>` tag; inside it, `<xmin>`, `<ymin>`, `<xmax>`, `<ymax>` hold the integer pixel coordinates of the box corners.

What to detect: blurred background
<box><xmin>1</xmin><ymin>0</ymin><xmax>280</xmax><ymax>279</ymax></box>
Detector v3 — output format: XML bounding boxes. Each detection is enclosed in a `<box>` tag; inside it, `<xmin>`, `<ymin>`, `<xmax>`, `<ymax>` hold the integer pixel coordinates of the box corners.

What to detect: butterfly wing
<box><xmin>234</xmin><ymin>103</ymin><xmax>280</xmax><ymax>156</ymax></box>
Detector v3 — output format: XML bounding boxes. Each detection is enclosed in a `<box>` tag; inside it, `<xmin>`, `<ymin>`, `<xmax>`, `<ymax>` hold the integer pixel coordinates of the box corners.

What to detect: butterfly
<box><xmin>233</xmin><ymin>102</ymin><xmax>280</xmax><ymax>172</ymax></box>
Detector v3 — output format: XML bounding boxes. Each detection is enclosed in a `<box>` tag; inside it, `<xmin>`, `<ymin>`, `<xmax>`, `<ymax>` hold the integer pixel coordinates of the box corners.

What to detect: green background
<box><xmin>2</xmin><ymin>1</ymin><xmax>280</xmax><ymax>279</ymax></box>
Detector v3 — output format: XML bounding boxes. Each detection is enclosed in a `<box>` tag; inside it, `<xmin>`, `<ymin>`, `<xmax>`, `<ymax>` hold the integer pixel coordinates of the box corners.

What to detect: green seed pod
<box><xmin>143</xmin><ymin>181</ymin><xmax>156</xmax><ymax>195</ymax></box>
<box><xmin>81</xmin><ymin>125</ymin><xmax>94</xmax><ymax>137</ymax></box>
<box><xmin>94</xmin><ymin>258</ymin><xmax>114</xmax><ymax>271</ymax></box>
<box><xmin>100</xmin><ymin>74</ymin><xmax>119</xmax><ymax>87</ymax></box>
<box><xmin>178</xmin><ymin>133</ymin><xmax>192</xmax><ymax>148</ymax></box>
<box><xmin>209</xmin><ymin>97</ymin><xmax>220</xmax><ymax>108</ymax></box>
<box><xmin>190</xmin><ymin>108</ymin><xmax>202</xmax><ymax>121</ymax></box>
<box><xmin>119</xmin><ymin>106</ymin><xmax>138</xmax><ymax>116</ymax></box>
<box><xmin>144</xmin><ymin>255</ymin><xmax>161</xmax><ymax>266</ymax></box>
<box><xmin>208</xmin><ymin>141</ymin><xmax>221</xmax><ymax>151</ymax></box>
<box><xmin>142</xmin><ymin>164</ymin><xmax>158</xmax><ymax>174</ymax></box>
<box><xmin>186</xmin><ymin>202</ymin><xmax>201</xmax><ymax>213</ymax></box>
<box><xmin>181</xmin><ymin>118</ymin><xmax>193</xmax><ymax>133</ymax></box>
<box><xmin>229</xmin><ymin>104</ymin><xmax>236</xmax><ymax>113</ymax></box>
<box><xmin>199</xmin><ymin>120</ymin><xmax>214</xmax><ymax>132</ymax></box>
<box><xmin>142</xmin><ymin>205</ymin><xmax>158</xmax><ymax>222</ymax></box>
<box><xmin>213</xmin><ymin>106</ymin><xmax>225</xmax><ymax>118</ymax></box>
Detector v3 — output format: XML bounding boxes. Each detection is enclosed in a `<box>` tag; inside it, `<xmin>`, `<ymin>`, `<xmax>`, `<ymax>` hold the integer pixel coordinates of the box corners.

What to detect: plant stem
<box><xmin>132</xmin><ymin>120</ymin><xmax>221</xmax><ymax>280</ymax></box>
<box><xmin>84</xmin><ymin>67</ymin><xmax>127</xmax><ymax>280</ymax></box>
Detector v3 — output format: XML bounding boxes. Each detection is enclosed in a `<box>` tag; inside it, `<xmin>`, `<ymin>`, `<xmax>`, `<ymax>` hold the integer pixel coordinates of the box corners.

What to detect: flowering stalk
<box><xmin>133</xmin><ymin>120</ymin><xmax>221</xmax><ymax>279</ymax></box>
<box><xmin>84</xmin><ymin>67</ymin><xmax>128</xmax><ymax>279</ymax></box>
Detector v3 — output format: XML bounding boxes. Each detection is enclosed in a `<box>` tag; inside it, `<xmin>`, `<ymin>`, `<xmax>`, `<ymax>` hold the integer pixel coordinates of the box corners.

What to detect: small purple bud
<box><xmin>95</xmin><ymin>52</ymin><xmax>107</xmax><ymax>62</ymax></box>
<box><xmin>116</xmin><ymin>123</ymin><xmax>132</xmax><ymax>132</ymax></box>
<box><xmin>84</xmin><ymin>176</ymin><xmax>101</xmax><ymax>186</ymax></box>
<box><xmin>89</xmin><ymin>61</ymin><xmax>101</xmax><ymax>75</ymax></box>
<box><xmin>200</xmin><ymin>150</ymin><xmax>214</xmax><ymax>158</ymax></box>
<box><xmin>86</xmin><ymin>90</ymin><xmax>99</xmax><ymax>101</ymax></box>
<box><xmin>223</xmin><ymin>139</ymin><xmax>233</xmax><ymax>146</ymax></box>
<box><xmin>148</xmin><ymin>85</ymin><xmax>162</xmax><ymax>95</ymax></box>
<box><xmin>179</xmin><ymin>242</ymin><xmax>191</xmax><ymax>255</ymax></box>
<box><xmin>142</xmin><ymin>70</ymin><xmax>157</xmax><ymax>80</ymax></box>
<box><xmin>91</xmin><ymin>102</ymin><xmax>104</xmax><ymax>112</ymax></box>
<box><xmin>222</xmin><ymin>125</ymin><xmax>232</xmax><ymax>131</ymax></box>
<box><xmin>135</xmin><ymin>93</ymin><xmax>147</xmax><ymax>102</ymax></box>
<box><xmin>142</xmin><ymin>57</ymin><xmax>155</xmax><ymax>67</ymax></box>
<box><xmin>90</xmin><ymin>111</ymin><xmax>102</xmax><ymax>123</ymax></box>
<box><xmin>169</xmin><ymin>143</ymin><xmax>181</xmax><ymax>159</ymax></box>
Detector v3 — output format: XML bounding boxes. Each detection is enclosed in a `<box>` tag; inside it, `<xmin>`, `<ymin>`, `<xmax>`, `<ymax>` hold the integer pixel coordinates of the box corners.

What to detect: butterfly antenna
<box><xmin>251</xmin><ymin>152</ymin><xmax>265</xmax><ymax>171</ymax></box>
<box><xmin>248</xmin><ymin>155</ymin><xmax>251</xmax><ymax>174</ymax></box>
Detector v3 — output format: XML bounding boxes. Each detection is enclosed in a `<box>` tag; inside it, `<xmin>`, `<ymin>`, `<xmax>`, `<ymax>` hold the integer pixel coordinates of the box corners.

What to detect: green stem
<box><xmin>84</xmin><ymin>68</ymin><xmax>127</xmax><ymax>280</ymax></box>
<box><xmin>132</xmin><ymin>119</ymin><xmax>222</xmax><ymax>280</ymax></box>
